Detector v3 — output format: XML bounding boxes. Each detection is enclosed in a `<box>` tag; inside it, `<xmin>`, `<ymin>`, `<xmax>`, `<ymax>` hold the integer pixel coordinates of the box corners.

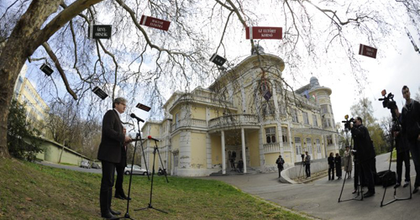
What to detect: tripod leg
<box><xmin>149</xmin><ymin>147</ymin><xmax>157</xmax><ymax>206</ymax></box>
<box><xmin>156</xmin><ymin>147</ymin><xmax>169</xmax><ymax>183</ymax></box>
<box><xmin>338</xmin><ymin>171</ymin><xmax>348</xmax><ymax>202</ymax></box>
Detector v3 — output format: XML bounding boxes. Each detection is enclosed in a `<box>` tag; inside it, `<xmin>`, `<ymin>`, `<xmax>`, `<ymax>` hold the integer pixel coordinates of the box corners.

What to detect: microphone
<box><xmin>148</xmin><ymin>135</ymin><xmax>160</xmax><ymax>142</ymax></box>
<box><xmin>130</xmin><ymin>113</ymin><xmax>144</xmax><ymax>122</ymax></box>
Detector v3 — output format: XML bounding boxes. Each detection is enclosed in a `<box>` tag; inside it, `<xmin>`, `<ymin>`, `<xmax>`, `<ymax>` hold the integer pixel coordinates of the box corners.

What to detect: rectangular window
<box><xmin>327</xmin><ymin>135</ymin><xmax>333</xmax><ymax>145</ymax></box>
<box><xmin>306</xmin><ymin>138</ymin><xmax>312</xmax><ymax>154</ymax></box>
<box><xmin>281</xmin><ymin>127</ymin><xmax>288</xmax><ymax>143</ymax></box>
<box><xmin>262</xmin><ymin>101</ymin><xmax>275</xmax><ymax>116</ymax></box>
<box><xmin>316</xmin><ymin>139</ymin><xmax>321</xmax><ymax>153</ymax></box>
<box><xmin>175</xmin><ymin>113</ymin><xmax>180</xmax><ymax>129</ymax></box>
<box><xmin>312</xmin><ymin>114</ymin><xmax>318</xmax><ymax>127</ymax></box>
<box><xmin>279</xmin><ymin>104</ymin><xmax>286</xmax><ymax>116</ymax></box>
<box><xmin>303</xmin><ymin>112</ymin><xmax>309</xmax><ymax>125</ymax></box>
<box><xmin>295</xmin><ymin>137</ymin><xmax>301</xmax><ymax>155</ymax></box>
<box><xmin>322</xmin><ymin>118</ymin><xmax>331</xmax><ymax>128</ymax></box>
<box><xmin>321</xmin><ymin>104</ymin><xmax>329</xmax><ymax>114</ymax></box>
<box><xmin>292</xmin><ymin>109</ymin><xmax>298</xmax><ymax>123</ymax></box>
<box><xmin>265</xmin><ymin>127</ymin><xmax>277</xmax><ymax>143</ymax></box>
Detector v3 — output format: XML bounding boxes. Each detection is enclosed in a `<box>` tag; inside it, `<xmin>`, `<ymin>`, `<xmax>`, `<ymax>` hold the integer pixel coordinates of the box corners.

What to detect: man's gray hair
<box><xmin>113</xmin><ymin>97</ymin><xmax>127</xmax><ymax>108</ymax></box>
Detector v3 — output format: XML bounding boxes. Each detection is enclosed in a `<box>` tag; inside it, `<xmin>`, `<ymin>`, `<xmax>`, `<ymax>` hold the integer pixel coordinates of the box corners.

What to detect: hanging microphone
<box><xmin>148</xmin><ymin>135</ymin><xmax>160</xmax><ymax>142</ymax></box>
<box><xmin>130</xmin><ymin>113</ymin><xmax>144</xmax><ymax>122</ymax></box>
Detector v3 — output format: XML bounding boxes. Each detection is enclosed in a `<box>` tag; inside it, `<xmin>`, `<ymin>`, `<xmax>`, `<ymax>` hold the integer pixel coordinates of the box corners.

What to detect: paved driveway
<box><xmin>202</xmin><ymin>153</ymin><xmax>420</xmax><ymax>220</ymax></box>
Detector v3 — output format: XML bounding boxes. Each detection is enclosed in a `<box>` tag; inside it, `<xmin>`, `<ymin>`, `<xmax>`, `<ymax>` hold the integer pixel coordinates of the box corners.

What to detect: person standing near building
<box><xmin>276</xmin><ymin>155</ymin><xmax>285</xmax><ymax>178</ymax></box>
<box><xmin>396</xmin><ymin>85</ymin><xmax>420</xmax><ymax>193</ymax></box>
<box><xmin>304</xmin><ymin>151</ymin><xmax>311</xmax><ymax>178</ymax></box>
<box><xmin>342</xmin><ymin>146</ymin><xmax>352</xmax><ymax>179</ymax></box>
<box><xmin>328</xmin><ymin>152</ymin><xmax>335</xmax><ymax>181</ymax></box>
<box><xmin>335</xmin><ymin>153</ymin><xmax>342</xmax><ymax>180</ymax></box>
<box><xmin>237</xmin><ymin>159</ymin><xmax>244</xmax><ymax>173</ymax></box>
<box><xmin>97</xmin><ymin>97</ymin><xmax>132</xmax><ymax>219</ymax></box>
<box><xmin>351</xmin><ymin>117</ymin><xmax>376</xmax><ymax>198</ymax></box>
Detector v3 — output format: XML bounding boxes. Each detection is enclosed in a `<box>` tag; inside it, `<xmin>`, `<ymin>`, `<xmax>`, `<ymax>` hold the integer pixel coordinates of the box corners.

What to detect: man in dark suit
<box><xmin>304</xmin><ymin>151</ymin><xmax>311</xmax><ymax>178</ymax></box>
<box><xmin>98</xmin><ymin>97</ymin><xmax>131</xmax><ymax>219</ymax></box>
<box><xmin>351</xmin><ymin>117</ymin><xmax>376</xmax><ymax>198</ymax></box>
<box><xmin>276</xmin><ymin>155</ymin><xmax>285</xmax><ymax>178</ymax></box>
<box><xmin>397</xmin><ymin>85</ymin><xmax>420</xmax><ymax>193</ymax></box>
<box><xmin>114</xmin><ymin>127</ymin><xmax>129</xmax><ymax>200</ymax></box>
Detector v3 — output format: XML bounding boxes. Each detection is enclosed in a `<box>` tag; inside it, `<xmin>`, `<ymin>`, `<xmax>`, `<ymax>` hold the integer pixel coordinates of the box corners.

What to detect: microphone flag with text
<box><xmin>130</xmin><ymin>113</ymin><xmax>144</xmax><ymax>122</ymax></box>
<box><xmin>148</xmin><ymin>135</ymin><xmax>160</xmax><ymax>142</ymax></box>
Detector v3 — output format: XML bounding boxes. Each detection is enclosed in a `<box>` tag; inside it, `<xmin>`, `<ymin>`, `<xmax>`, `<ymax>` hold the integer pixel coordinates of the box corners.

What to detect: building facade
<box><xmin>13</xmin><ymin>64</ymin><xmax>50</xmax><ymax>136</ymax></box>
<box><xmin>141</xmin><ymin>52</ymin><xmax>339</xmax><ymax>176</ymax></box>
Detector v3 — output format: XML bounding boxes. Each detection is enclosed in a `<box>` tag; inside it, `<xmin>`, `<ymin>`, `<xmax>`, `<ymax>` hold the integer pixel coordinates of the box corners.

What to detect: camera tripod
<box><xmin>338</xmin><ymin>132</ymin><xmax>364</xmax><ymax>202</ymax></box>
<box><xmin>135</xmin><ymin>138</ymin><xmax>169</xmax><ymax>214</ymax></box>
<box><xmin>297</xmin><ymin>154</ymin><xmax>306</xmax><ymax>181</ymax></box>
<box><xmin>380</xmin><ymin>129</ymin><xmax>412</xmax><ymax>207</ymax></box>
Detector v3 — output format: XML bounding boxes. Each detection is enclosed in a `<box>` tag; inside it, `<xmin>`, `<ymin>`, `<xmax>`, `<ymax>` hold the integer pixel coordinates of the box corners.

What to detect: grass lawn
<box><xmin>0</xmin><ymin>158</ymin><xmax>308</xmax><ymax>220</ymax></box>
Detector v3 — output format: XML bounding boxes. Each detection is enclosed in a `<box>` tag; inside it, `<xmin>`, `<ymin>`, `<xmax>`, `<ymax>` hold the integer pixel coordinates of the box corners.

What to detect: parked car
<box><xmin>124</xmin><ymin>164</ymin><xmax>149</xmax><ymax>175</ymax></box>
<box><xmin>91</xmin><ymin>162</ymin><xmax>101</xmax><ymax>169</ymax></box>
<box><xmin>80</xmin><ymin>159</ymin><xmax>90</xmax><ymax>169</ymax></box>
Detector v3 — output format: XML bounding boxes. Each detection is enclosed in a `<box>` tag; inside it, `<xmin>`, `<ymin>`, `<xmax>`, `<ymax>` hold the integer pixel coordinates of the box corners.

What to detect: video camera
<box><xmin>378</xmin><ymin>89</ymin><xmax>401</xmax><ymax>131</ymax></box>
<box><xmin>342</xmin><ymin>115</ymin><xmax>354</xmax><ymax>131</ymax></box>
<box><xmin>378</xmin><ymin>89</ymin><xmax>397</xmax><ymax>111</ymax></box>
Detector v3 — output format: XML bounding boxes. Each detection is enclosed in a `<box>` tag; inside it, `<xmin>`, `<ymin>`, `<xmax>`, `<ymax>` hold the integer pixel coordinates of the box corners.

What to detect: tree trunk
<box><xmin>0</xmin><ymin>0</ymin><xmax>103</xmax><ymax>159</ymax></box>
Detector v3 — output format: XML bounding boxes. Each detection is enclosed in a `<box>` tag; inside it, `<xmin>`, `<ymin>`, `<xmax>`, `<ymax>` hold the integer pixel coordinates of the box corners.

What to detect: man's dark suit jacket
<box><xmin>97</xmin><ymin>110</ymin><xmax>124</xmax><ymax>164</ymax></box>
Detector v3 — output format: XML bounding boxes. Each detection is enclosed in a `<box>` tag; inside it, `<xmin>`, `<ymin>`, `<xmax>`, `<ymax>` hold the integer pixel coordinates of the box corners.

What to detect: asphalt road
<box><xmin>38</xmin><ymin>161</ymin><xmax>102</xmax><ymax>174</ymax></box>
<box><xmin>202</xmin><ymin>153</ymin><xmax>420</xmax><ymax>220</ymax></box>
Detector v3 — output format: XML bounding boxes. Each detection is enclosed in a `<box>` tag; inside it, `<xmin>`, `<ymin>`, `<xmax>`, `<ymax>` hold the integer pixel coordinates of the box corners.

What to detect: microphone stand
<box><xmin>135</xmin><ymin>138</ymin><xmax>169</xmax><ymax>214</ymax></box>
<box><xmin>121</xmin><ymin>130</ymin><xmax>139</xmax><ymax>220</ymax></box>
<box><xmin>122</xmin><ymin>119</ymin><xmax>149</xmax><ymax>219</ymax></box>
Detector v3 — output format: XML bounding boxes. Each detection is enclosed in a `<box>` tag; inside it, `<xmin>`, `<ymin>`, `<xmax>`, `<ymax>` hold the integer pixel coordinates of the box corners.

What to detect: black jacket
<box><xmin>276</xmin><ymin>157</ymin><xmax>285</xmax><ymax>169</ymax></box>
<box><xmin>97</xmin><ymin>110</ymin><xmax>125</xmax><ymax>163</ymax></box>
<box><xmin>328</xmin><ymin>156</ymin><xmax>335</xmax><ymax>168</ymax></box>
<box><xmin>351</xmin><ymin>124</ymin><xmax>376</xmax><ymax>162</ymax></box>
<box><xmin>335</xmin><ymin>156</ymin><xmax>341</xmax><ymax>167</ymax></box>
<box><xmin>401</xmin><ymin>99</ymin><xmax>420</xmax><ymax>141</ymax></box>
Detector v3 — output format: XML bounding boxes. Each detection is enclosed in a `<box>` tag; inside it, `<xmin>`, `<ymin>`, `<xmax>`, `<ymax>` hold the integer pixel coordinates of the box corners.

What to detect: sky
<box><xmin>324</xmin><ymin>30</ymin><xmax>419</xmax><ymax>127</ymax></box>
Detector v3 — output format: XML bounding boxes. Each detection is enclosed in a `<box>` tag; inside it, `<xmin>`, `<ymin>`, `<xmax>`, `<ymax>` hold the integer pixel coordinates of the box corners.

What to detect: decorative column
<box><xmin>241</xmin><ymin>128</ymin><xmax>247</xmax><ymax>173</ymax></box>
<box><xmin>221</xmin><ymin>130</ymin><xmax>226</xmax><ymax>174</ymax></box>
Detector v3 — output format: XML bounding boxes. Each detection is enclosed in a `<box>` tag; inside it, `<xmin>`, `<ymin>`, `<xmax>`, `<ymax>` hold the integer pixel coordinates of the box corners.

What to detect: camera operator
<box><xmin>351</xmin><ymin>117</ymin><xmax>376</xmax><ymax>198</ymax></box>
<box><xmin>304</xmin><ymin>151</ymin><xmax>311</xmax><ymax>178</ymax></box>
<box><xmin>395</xmin><ymin>85</ymin><xmax>420</xmax><ymax>193</ymax></box>
<box><xmin>391</xmin><ymin>105</ymin><xmax>411</xmax><ymax>189</ymax></box>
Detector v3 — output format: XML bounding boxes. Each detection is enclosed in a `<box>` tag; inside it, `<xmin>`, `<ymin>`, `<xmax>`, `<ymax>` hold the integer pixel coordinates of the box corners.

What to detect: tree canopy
<box><xmin>1</xmin><ymin>0</ymin><xmax>419</xmax><ymax>158</ymax></box>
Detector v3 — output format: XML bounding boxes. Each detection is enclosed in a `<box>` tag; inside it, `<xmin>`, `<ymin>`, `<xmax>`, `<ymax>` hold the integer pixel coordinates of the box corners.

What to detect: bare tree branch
<box><xmin>42</xmin><ymin>42</ymin><xmax>77</xmax><ymax>100</ymax></box>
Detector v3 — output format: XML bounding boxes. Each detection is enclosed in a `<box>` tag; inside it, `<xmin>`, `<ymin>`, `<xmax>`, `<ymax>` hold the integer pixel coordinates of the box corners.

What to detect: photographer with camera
<box><xmin>304</xmin><ymin>151</ymin><xmax>311</xmax><ymax>178</ymax></box>
<box><xmin>350</xmin><ymin>117</ymin><xmax>376</xmax><ymax>198</ymax></box>
<box><xmin>395</xmin><ymin>85</ymin><xmax>420</xmax><ymax>193</ymax></box>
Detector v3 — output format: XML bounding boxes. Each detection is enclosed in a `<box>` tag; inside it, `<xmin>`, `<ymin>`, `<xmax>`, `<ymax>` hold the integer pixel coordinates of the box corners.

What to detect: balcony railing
<box><xmin>171</xmin><ymin>94</ymin><xmax>235</xmax><ymax>109</ymax></box>
<box><xmin>173</xmin><ymin>118</ymin><xmax>208</xmax><ymax>132</ymax></box>
<box><xmin>263</xmin><ymin>142</ymin><xmax>281</xmax><ymax>154</ymax></box>
<box><xmin>208</xmin><ymin>114</ymin><xmax>259</xmax><ymax>130</ymax></box>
